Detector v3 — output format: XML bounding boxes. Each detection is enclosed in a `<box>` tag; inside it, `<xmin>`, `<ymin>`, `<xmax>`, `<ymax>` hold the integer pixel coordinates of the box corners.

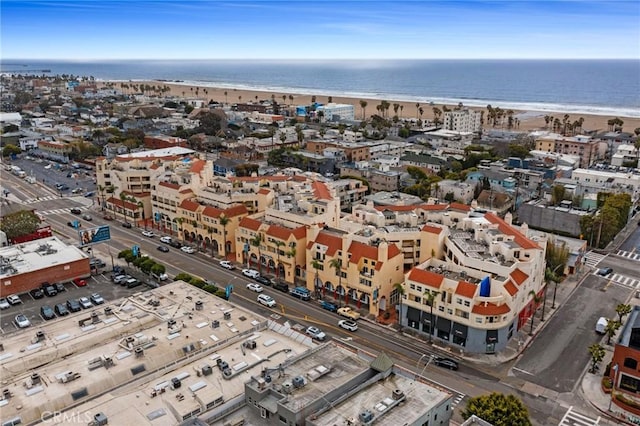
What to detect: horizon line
<box><xmin>2</xmin><ymin>57</ymin><xmax>639</xmax><ymax>62</ymax></box>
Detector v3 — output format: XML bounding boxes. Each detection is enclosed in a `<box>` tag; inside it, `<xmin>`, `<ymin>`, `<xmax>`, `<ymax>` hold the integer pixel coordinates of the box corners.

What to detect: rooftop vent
<box><xmin>292</xmin><ymin>376</ymin><xmax>305</xmax><ymax>388</ymax></box>
<box><xmin>359</xmin><ymin>410</ymin><xmax>374</xmax><ymax>424</ymax></box>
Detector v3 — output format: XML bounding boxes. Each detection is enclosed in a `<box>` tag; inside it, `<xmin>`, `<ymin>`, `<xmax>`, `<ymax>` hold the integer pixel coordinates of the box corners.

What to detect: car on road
<box><xmin>242</xmin><ymin>268</ymin><xmax>260</xmax><ymax>279</ymax></box>
<box><xmin>257</xmin><ymin>294</ymin><xmax>276</xmax><ymax>307</ymax></box>
<box><xmin>337</xmin><ymin>307</ymin><xmax>361</xmax><ymax>320</ymax></box>
<box><xmin>54</xmin><ymin>303</ymin><xmax>69</xmax><ymax>316</ymax></box>
<box><xmin>0</xmin><ymin>298</ymin><xmax>10</xmax><ymax>310</ymax></box>
<box><xmin>67</xmin><ymin>220</ymin><xmax>81</xmax><ymax>228</ymax></box>
<box><xmin>338</xmin><ymin>319</ymin><xmax>358</xmax><ymax>332</ymax></box>
<box><xmin>78</xmin><ymin>297</ymin><xmax>93</xmax><ymax>309</ymax></box>
<box><xmin>180</xmin><ymin>245</ymin><xmax>195</xmax><ymax>254</ymax></box>
<box><xmin>320</xmin><ymin>300</ymin><xmax>338</xmax><ymax>312</ymax></box>
<box><xmin>169</xmin><ymin>240</ymin><xmax>183</xmax><ymax>248</ymax></box>
<box><xmin>121</xmin><ymin>222</ymin><xmax>132</xmax><ymax>229</ymax></box>
<box><xmin>66</xmin><ymin>299</ymin><xmax>82</xmax><ymax>313</ymax></box>
<box><xmin>14</xmin><ymin>314</ymin><xmax>31</xmax><ymax>328</ymax></box>
<box><xmin>219</xmin><ymin>260</ymin><xmax>235</xmax><ymax>270</ymax></box>
<box><xmin>305</xmin><ymin>326</ymin><xmax>326</xmax><ymax>341</ymax></box>
<box><xmin>142</xmin><ymin>230</ymin><xmax>155</xmax><ymax>238</ymax></box>
<box><xmin>84</xmin><ymin>191</ymin><xmax>95</xmax><ymax>197</ymax></box>
<box><xmin>73</xmin><ymin>278</ymin><xmax>88</xmax><ymax>287</ymax></box>
<box><xmin>103</xmin><ymin>214</ymin><xmax>114</xmax><ymax>220</ymax></box>
<box><xmin>90</xmin><ymin>293</ymin><xmax>105</xmax><ymax>305</ymax></box>
<box><xmin>30</xmin><ymin>288</ymin><xmax>45</xmax><ymax>299</ymax></box>
<box><xmin>70</xmin><ymin>207</ymin><xmax>82</xmax><ymax>214</ymax></box>
<box><xmin>7</xmin><ymin>294</ymin><xmax>22</xmax><ymax>305</ymax></box>
<box><xmin>255</xmin><ymin>276</ymin><xmax>273</xmax><ymax>287</ymax></box>
<box><xmin>160</xmin><ymin>236</ymin><xmax>172</xmax><ymax>244</ymax></box>
<box><xmin>433</xmin><ymin>357</ymin><xmax>459</xmax><ymax>370</ymax></box>
<box><xmin>246</xmin><ymin>283</ymin><xmax>264</xmax><ymax>293</ymax></box>
<box><xmin>40</xmin><ymin>305</ymin><xmax>56</xmax><ymax>320</ymax></box>
<box><xmin>157</xmin><ymin>245</ymin><xmax>170</xmax><ymax>253</ymax></box>
<box><xmin>82</xmin><ymin>214</ymin><xmax>92</xmax><ymax>221</ymax></box>
<box><xmin>597</xmin><ymin>267</ymin><xmax>613</xmax><ymax>276</ymax></box>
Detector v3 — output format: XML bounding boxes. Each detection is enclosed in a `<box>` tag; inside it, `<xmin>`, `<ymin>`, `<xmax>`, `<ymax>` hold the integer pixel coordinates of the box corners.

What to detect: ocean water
<box><xmin>2</xmin><ymin>59</ymin><xmax>639</xmax><ymax>117</ymax></box>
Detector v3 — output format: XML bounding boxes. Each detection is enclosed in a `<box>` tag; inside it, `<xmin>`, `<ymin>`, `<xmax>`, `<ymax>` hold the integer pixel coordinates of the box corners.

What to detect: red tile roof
<box><xmin>348</xmin><ymin>241</ymin><xmax>378</xmax><ymax>264</ymax></box>
<box><xmin>106</xmin><ymin>196</ymin><xmax>138</xmax><ymax>211</ymax></box>
<box><xmin>267</xmin><ymin>224</ymin><xmax>294</xmax><ymax>241</ymax></box>
<box><xmin>374</xmin><ymin>205</ymin><xmax>416</xmax><ymax>212</ymax></box>
<box><xmin>239</xmin><ymin>216</ymin><xmax>262</xmax><ymax>231</ymax></box>
<box><xmin>179</xmin><ymin>199</ymin><xmax>200</xmax><ymax>212</ymax></box>
<box><xmin>159</xmin><ymin>181</ymin><xmax>181</xmax><ymax>190</ymax></box>
<box><xmin>455</xmin><ymin>281</ymin><xmax>478</xmax><ymax>298</ymax></box>
<box><xmin>387</xmin><ymin>243</ymin><xmax>401</xmax><ymax>260</ymax></box>
<box><xmin>312</xmin><ymin>181</ymin><xmax>332</xmax><ymax>201</ymax></box>
<box><xmin>202</xmin><ymin>206</ymin><xmax>223</xmax><ymax>219</ymax></box>
<box><xmin>179</xmin><ymin>189</ymin><xmax>193</xmax><ymax>194</ymax></box>
<box><xmin>224</xmin><ymin>205</ymin><xmax>248</xmax><ymax>218</ymax></box>
<box><xmin>449</xmin><ymin>202</ymin><xmax>472</xmax><ymax>212</ymax></box>
<box><xmin>510</xmin><ymin>268</ymin><xmax>529</xmax><ymax>286</ymax></box>
<box><xmin>421</xmin><ymin>224</ymin><xmax>443</xmax><ymax>234</ymax></box>
<box><xmin>504</xmin><ymin>280</ymin><xmax>519</xmax><ymax>296</ymax></box>
<box><xmin>292</xmin><ymin>226</ymin><xmax>306</xmax><ymax>239</ymax></box>
<box><xmin>407</xmin><ymin>268</ymin><xmax>444</xmax><ymax>289</ymax></box>
<box><xmin>308</xmin><ymin>231</ymin><xmax>342</xmax><ymax>255</ymax></box>
<box><xmin>417</xmin><ymin>204</ymin><xmax>449</xmax><ymax>211</ymax></box>
<box><xmin>484</xmin><ymin>212</ymin><xmax>540</xmax><ymax>250</ymax></box>
<box><xmin>189</xmin><ymin>159</ymin><xmax>206</xmax><ymax>174</ymax></box>
<box><xmin>472</xmin><ymin>303</ymin><xmax>511</xmax><ymax>315</ymax></box>
<box><xmin>258</xmin><ymin>188</ymin><xmax>271</xmax><ymax>195</ymax></box>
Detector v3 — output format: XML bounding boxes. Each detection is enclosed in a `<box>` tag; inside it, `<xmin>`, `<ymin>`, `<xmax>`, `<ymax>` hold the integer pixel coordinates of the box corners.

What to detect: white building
<box><xmin>611</xmin><ymin>144</ymin><xmax>639</xmax><ymax>168</ymax></box>
<box><xmin>0</xmin><ymin>112</ymin><xmax>22</xmax><ymax>129</ymax></box>
<box><xmin>570</xmin><ymin>168</ymin><xmax>640</xmax><ymax>202</ymax></box>
<box><xmin>443</xmin><ymin>109</ymin><xmax>482</xmax><ymax>133</ymax></box>
<box><xmin>317</xmin><ymin>103</ymin><xmax>355</xmax><ymax>121</ymax></box>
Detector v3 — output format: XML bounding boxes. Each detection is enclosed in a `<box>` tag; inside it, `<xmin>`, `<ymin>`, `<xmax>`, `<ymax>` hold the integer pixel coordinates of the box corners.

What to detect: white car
<box><xmin>180</xmin><ymin>246</ymin><xmax>195</xmax><ymax>254</ymax></box>
<box><xmin>246</xmin><ymin>283</ymin><xmax>264</xmax><ymax>293</ymax></box>
<box><xmin>0</xmin><ymin>298</ymin><xmax>10</xmax><ymax>310</ymax></box>
<box><xmin>14</xmin><ymin>314</ymin><xmax>31</xmax><ymax>328</ymax></box>
<box><xmin>7</xmin><ymin>294</ymin><xmax>22</xmax><ymax>305</ymax></box>
<box><xmin>78</xmin><ymin>297</ymin><xmax>93</xmax><ymax>309</ymax></box>
<box><xmin>142</xmin><ymin>230</ymin><xmax>155</xmax><ymax>238</ymax></box>
<box><xmin>257</xmin><ymin>294</ymin><xmax>276</xmax><ymax>307</ymax></box>
<box><xmin>242</xmin><ymin>268</ymin><xmax>260</xmax><ymax>279</ymax></box>
<box><xmin>44</xmin><ymin>164</ymin><xmax>52</xmax><ymax>169</ymax></box>
<box><xmin>90</xmin><ymin>293</ymin><xmax>105</xmax><ymax>305</ymax></box>
<box><xmin>338</xmin><ymin>319</ymin><xmax>358</xmax><ymax>332</ymax></box>
<box><xmin>160</xmin><ymin>236</ymin><xmax>172</xmax><ymax>244</ymax></box>
<box><xmin>305</xmin><ymin>326</ymin><xmax>326</xmax><ymax>341</ymax></box>
<box><xmin>219</xmin><ymin>260</ymin><xmax>235</xmax><ymax>270</ymax></box>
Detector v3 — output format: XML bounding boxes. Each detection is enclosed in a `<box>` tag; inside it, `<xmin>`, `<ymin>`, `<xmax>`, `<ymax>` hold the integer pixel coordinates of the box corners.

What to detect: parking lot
<box><xmin>0</xmin><ymin>262</ymin><xmax>165</xmax><ymax>334</ymax></box>
<box><xmin>8</xmin><ymin>155</ymin><xmax>96</xmax><ymax>195</ymax></box>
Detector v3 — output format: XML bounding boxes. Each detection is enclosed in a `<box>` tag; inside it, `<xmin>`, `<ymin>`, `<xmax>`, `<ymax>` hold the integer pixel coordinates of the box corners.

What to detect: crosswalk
<box><xmin>451</xmin><ymin>393</ymin><xmax>465</xmax><ymax>410</ymax></box>
<box><xmin>583</xmin><ymin>251</ymin><xmax>607</xmax><ymax>268</ymax></box>
<box><xmin>39</xmin><ymin>206</ymin><xmax>90</xmax><ymax>216</ymax></box>
<box><xmin>21</xmin><ymin>195</ymin><xmax>58</xmax><ymax>204</ymax></box>
<box><xmin>598</xmin><ymin>272</ymin><xmax>640</xmax><ymax>289</ymax></box>
<box><xmin>558</xmin><ymin>406</ymin><xmax>600</xmax><ymax>426</ymax></box>
<box><xmin>617</xmin><ymin>250</ymin><xmax>640</xmax><ymax>261</ymax></box>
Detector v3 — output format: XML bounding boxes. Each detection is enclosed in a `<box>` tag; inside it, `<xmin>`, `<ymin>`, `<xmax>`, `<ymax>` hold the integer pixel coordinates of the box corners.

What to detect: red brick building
<box><xmin>610</xmin><ymin>305</ymin><xmax>640</xmax><ymax>415</ymax></box>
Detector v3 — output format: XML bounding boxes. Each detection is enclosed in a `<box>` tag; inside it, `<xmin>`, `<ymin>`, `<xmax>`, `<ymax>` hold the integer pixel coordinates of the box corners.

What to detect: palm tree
<box><xmin>415</xmin><ymin>103</ymin><xmax>420</xmax><ymax>119</ymax></box>
<box><xmin>359</xmin><ymin>100</ymin><xmax>368</xmax><ymax>120</ymax></box>
<box><xmin>136</xmin><ymin>201</ymin><xmax>145</xmax><ymax>229</ymax></box>
<box><xmin>328</xmin><ymin>258</ymin><xmax>342</xmax><ymax>300</ymax></box>
<box><xmin>274</xmin><ymin>240</ymin><xmax>285</xmax><ymax>280</ymax></box>
<box><xmin>250</xmin><ymin>233</ymin><xmax>263</xmax><ymax>274</ymax></box>
<box><xmin>219</xmin><ymin>214</ymin><xmax>229</xmax><ymax>259</ymax></box>
<box><xmin>393</xmin><ymin>282</ymin><xmax>405</xmax><ymax>331</ymax></box>
<box><xmin>224</xmin><ymin>91</ymin><xmax>228</xmax><ymax>104</ymax></box>
<box><xmin>528</xmin><ymin>290</ymin><xmax>542</xmax><ymax>335</ymax></box>
<box><xmin>289</xmin><ymin>94</ymin><xmax>294</xmax><ymax>104</ymax></box>
<box><xmin>605</xmin><ymin>319</ymin><xmax>622</xmax><ymax>345</ymax></box>
<box><xmin>616</xmin><ymin>304</ymin><xmax>632</xmax><ymax>323</ymax></box>
<box><xmin>119</xmin><ymin>192</ymin><xmax>129</xmax><ymax>224</ymax></box>
<box><xmin>423</xmin><ymin>290</ymin><xmax>440</xmax><ymax>343</ymax></box>
<box><xmin>206</xmin><ymin>226</ymin><xmax>215</xmax><ymax>256</ymax></box>
<box><xmin>311</xmin><ymin>259</ymin><xmax>322</xmax><ymax>298</ymax></box>
<box><xmin>97</xmin><ymin>184</ymin><xmax>106</xmax><ymax>211</ymax></box>
<box><xmin>176</xmin><ymin>217</ymin><xmax>185</xmax><ymax>241</ymax></box>
<box><xmin>286</xmin><ymin>246</ymin><xmax>297</xmax><ymax>284</ymax></box>
<box><xmin>282</xmin><ymin>94</ymin><xmax>287</xmax><ymax>103</ymax></box>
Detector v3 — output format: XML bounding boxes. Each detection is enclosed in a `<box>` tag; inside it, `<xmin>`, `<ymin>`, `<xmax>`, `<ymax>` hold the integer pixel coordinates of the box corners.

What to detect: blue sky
<box><xmin>2</xmin><ymin>1</ymin><xmax>639</xmax><ymax>60</ymax></box>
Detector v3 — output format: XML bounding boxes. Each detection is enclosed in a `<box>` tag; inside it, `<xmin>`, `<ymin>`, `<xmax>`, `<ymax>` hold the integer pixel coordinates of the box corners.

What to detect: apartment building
<box><xmin>534</xmin><ymin>132</ymin><xmax>599</xmax><ymax>168</ymax></box>
<box><xmin>315</xmin><ymin>102</ymin><xmax>355</xmax><ymax>121</ymax></box>
<box><xmin>610</xmin><ymin>306</ymin><xmax>640</xmax><ymax>415</ymax></box>
<box><xmin>570</xmin><ymin>168</ymin><xmax>640</xmax><ymax>203</ymax></box>
<box><xmin>443</xmin><ymin>109</ymin><xmax>482</xmax><ymax>133</ymax></box>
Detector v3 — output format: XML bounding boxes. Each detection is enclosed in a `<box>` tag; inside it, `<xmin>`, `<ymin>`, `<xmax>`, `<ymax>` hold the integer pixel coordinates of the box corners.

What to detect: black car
<box><xmin>54</xmin><ymin>303</ymin><xmax>69</xmax><ymax>316</ymax></box>
<box><xmin>41</xmin><ymin>283</ymin><xmax>57</xmax><ymax>297</ymax></box>
<box><xmin>157</xmin><ymin>245</ymin><xmax>170</xmax><ymax>253</ymax></box>
<box><xmin>70</xmin><ymin>207</ymin><xmax>82</xmax><ymax>214</ymax></box>
<box><xmin>254</xmin><ymin>276</ymin><xmax>272</xmax><ymax>287</ymax></box>
<box><xmin>30</xmin><ymin>288</ymin><xmax>45</xmax><ymax>299</ymax></box>
<box><xmin>433</xmin><ymin>357</ymin><xmax>459</xmax><ymax>370</ymax></box>
<box><xmin>41</xmin><ymin>305</ymin><xmax>56</xmax><ymax>320</ymax></box>
<box><xmin>54</xmin><ymin>283</ymin><xmax>66</xmax><ymax>293</ymax></box>
<box><xmin>113</xmin><ymin>265</ymin><xmax>125</xmax><ymax>274</ymax></box>
<box><xmin>169</xmin><ymin>240</ymin><xmax>183</xmax><ymax>248</ymax></box>
<box><xmin>66</xmin><ymin>299</ymin><xmax>82</xmax><ymax>313</ymax></box>
<box><xmin>122</xmin><ymin>222</ymin><xmax>132</xmax><ymax>228</ymax></box>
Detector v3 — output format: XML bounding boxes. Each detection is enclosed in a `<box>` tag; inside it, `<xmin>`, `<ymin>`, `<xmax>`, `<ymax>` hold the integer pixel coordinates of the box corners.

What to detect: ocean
<box><xmin>2</xmin><ymin>59</ymin><xmax>639</xmax><ymax>117</ymax></box>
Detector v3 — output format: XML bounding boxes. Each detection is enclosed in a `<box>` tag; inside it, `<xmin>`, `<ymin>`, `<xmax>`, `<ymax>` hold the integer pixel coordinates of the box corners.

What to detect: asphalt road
<box><xmin>8</xmin><ymin>156</ymin><xmax>96</xmax><ymax>196</ymax></box>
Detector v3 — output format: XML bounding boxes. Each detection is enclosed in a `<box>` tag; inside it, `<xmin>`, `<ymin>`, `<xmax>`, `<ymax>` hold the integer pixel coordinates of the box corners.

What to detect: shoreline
<box><xmin>108</xmin><ymin>80</ymin><xmax>640</xmax><ymax>133</ymax></box>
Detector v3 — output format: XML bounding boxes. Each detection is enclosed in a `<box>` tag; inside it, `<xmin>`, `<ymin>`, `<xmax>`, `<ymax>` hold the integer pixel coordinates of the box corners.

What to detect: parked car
<box><xmin>597</xmin><ymin>267</ymin><xmax>613</xmax><ymax>276</ymax></box>
<box><xmin>42</xmin><ymin>283</ymin><xmax>57</xmax><ymax>297</ymax></box>
<box><xmin>0</xmin><ymin>298</ymin><xmax>10</xmax><ymax>310</ymax></box>
<box><xmin>14</xmin><ymin>314</ymin><xmax>31</xmax><ymax>328</ymax></box>
<box><xmin>179</xmin><ymin>245</ymin><xmax>194</xmax><ymax>254</ymax></box>
<box><xmin>66</xmin><ymin>299</ymin><xmax>82</xmax><ymax>313</ymax></box>
<box><xmin>219</xmin><ymin>260</ymin><xmax>235</xmax><ymax>270</ymax></box>
<box><xmin>257</xmin><ymin>294</ymin><xmax>276</xmax><ymax>307</ymax></box>
<box><xmin>320</xmin><ymin>300</ymin><xmax>338</xmax><ymax>312</ymax></box>
<box><xmin>142</xmin><ymin>230</ymin><xmax>155</xmax><ymax>238</ymax></box>
<box><xmin>82</xmin><ymin>214</ymin><xmax>92</xmax><ymax>221</ymax></box>
<box><xmin>112</xmin><ymin>266</ymin><xmax>125</xmax><ymax>274</ymax></box>
<box><xmin>90</xmin><ymin>293</ymin><xmax>105</xmax><ymax>305</ymax></box>
<box><xmin>113</xmin><ymin>275</ymin><xmax>130</xmax><ymax>284</ymax></box>
<box><xmin>70</xmin><ymin>207</ymin><xmax>82</xmax><ymax>214</ymax></box>
<box><xmin>103</xmin><ymin>214</ymin><xmax>114</xmax><ymax>221</ymax></box>
<box><xmin>78</xmin><ymin>297</ymin><xmax>93</xmax><ymax>309</ymax></box>
<box><xmin>337</xmin><ymin>307</ymin><xmax>361</xmax><ymax>320</ymax></box>
<box><xmin>41</xmin><ymin>305</ymin><xmax>56</xmax><ymax>320</ymax></box>
<box><xmin>125</xmin><ymin>278</ymin><xmax>142</xmax><ymax>288</ymax></box>
<box><xmin>273</xmin><ymin>281</ymin><xmax>290</xmax><ymax>292</ymax></box>
<box><xmin>157</xmin><ymin>245</ymin><xmax>170</xmax><ymax>253</ymax></box>
<box><xmin>73</xmin><ymin>278</ymin><xmax>87</xmax><ymax>287</ymax></box>
<box><xmin>338</xmin><ymin>319</ymin><xmax>358</xmax><ymax>332</ymax></box>
<box><xmin>169</xmin><ymin>240</ymin><xmax>183</xmax><ymax>248</ymax></box>
<box><xmin>242</xmin><ymin>268</ymin><xmax>260</xmax><ymax>279</ymax></box>
<box><xmin>305</xmin><ymin>326</ymin><xmax>327</xmax><ymax>341</ymax></box>
<box><xmin>160</xmin><ymin>236</ymin><xmax>173</xmax><ymax>244</ymax></box>
<box><xmin>7</xmin><ymin>294</ymin><xmax>22</xmax><ymax>305</ymax></box>
<box><xmin>433</xmin><ymin>357</ymin><xmax>459</xmax><ymax>370</ymax></box>
<box><xmin>30</xmin><ymin>288</ymin><xmax>45</xmax><ymax>299</ymax></box>
<box><xmin>54</xmin><ymin>303</ymin><xmax>69</xmax><ymax>316</ymax></box>
<box><xmin>151</xmin><ymin>272</ymin><xmax>169</xmax><ymax>281</ymax></box>
<box><xmin>290</xmin><ymin>286</ymin><xmax>311</xmax><ymax>301</ymax></box>
<box><xmin>122</xmin><ymin>222</ymin><xmax>132</xmax><ymax>229</ymax></box>
<box><xmin>54</xmin><ymin>283</ymin><xmax>66</xmax><ymax>293</ymax></box>
<box><xmin>246</xmin><ymin>283</ymin><xmax>264</xmax><ymax>293</ymax></box>
<box><xmin>255</xmin><ymin>276</ymin><xmax>273</xmax><ymax>287</ymax></box>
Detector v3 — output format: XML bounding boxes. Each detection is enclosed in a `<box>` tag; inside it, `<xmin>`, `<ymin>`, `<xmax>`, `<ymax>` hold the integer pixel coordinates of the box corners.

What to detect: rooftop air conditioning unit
<box><xmin>359</xmin><ymin>410</ymin><xmax>374</xmax><ymax>423</ymax></box>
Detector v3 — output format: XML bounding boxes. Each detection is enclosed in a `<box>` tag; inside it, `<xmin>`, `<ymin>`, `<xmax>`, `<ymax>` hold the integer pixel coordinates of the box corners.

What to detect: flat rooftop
<box><xmin>0</xmin><ymin>281</ymin><xmax>311</xmax><ymax>426</ymax></box>
<box><xmin>117</xmin><ymin>146</ymin><xmax>194</xmax><ymax>158</ymax></box>
<box><xmin>0</xmin><ymin>236</ymin><xmax>88</xmax><ymax>279</ymax></box>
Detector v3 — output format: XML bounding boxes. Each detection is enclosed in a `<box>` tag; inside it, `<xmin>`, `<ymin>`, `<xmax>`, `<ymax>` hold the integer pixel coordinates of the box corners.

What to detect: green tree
<box><xmin>462</xmin><ymin>392</ymin><xmax>531</xmax><ymax>426</ymax></box>
<box><xmin>119</xmin><ymin>192</ymin><xmax>129</xmax><ymax>224</ymax></box>
<box><xmin>605</xmin><ymin>319</ymin><xmax>622</xmax><ymax>345</ymax></box>
<box><xmin>311</xmin><ymin>259</ymin><xmax>322</xmax><ymax>296</ymax></box>
<box><xmin>274</xmin><ymin>240</ymin><xmax>286</xmax><ymax>279</ymax></box>
<box><xmin>287</xmin><ymin>246</ymin><xmax>297</xmax><ymax>283</ymax></box>
<box><xmin>0</xmin><ymin>210</ymin><xmax>41</xmax><ymax>240</ymax></box>
<box><xmin>250</xmin><ymin>233</ymin><xmax>264</xmax><ymax>274</ymax></box>
<box><xmin>117</xmin><ymin>249</ymin><xmax>135</xmax><ymax>265</ymax></box>
<box><xmin>393</xmin><ymin>282</ymin><xmax>405</xmax><ymax>331</ymax></box>
<box><xmin>174</xmin><ymin>272</ymin><xmax>194</xmax><ymax>283</ymax></box>
<box><xmin>528</xmin><ymin>290</ymin><xmax>542</xmax><ymax>335</ymax></box>
<box><xmin>150</xmin><ymin>263</ymin><xmax>166</xmax><ymax>276</ymax></box>
<box><xmin>588</xmin><ymin>343</ymin><xmax>605</xmax><ymax>374</ymax></box>
<box><xmin>359</xmin><ymin>100</ymin><xmax>368</xmax><ymax>120</ymax></box>
<box><xmin>328</xmin><ymin>258</ymin><xmax>342</xmax><ymax>299</ymax></box>
<box><xmin>423</xmin><ymin>290</ymin><xmax>440</xmax><ymax>343</ymax></box>
<box><xmin>616</xmin><ymin>304</ymin><xmax>632</xmax><ymax>323</ymax></box>
<box><xmin>219</xmin><ymin>214</ymin><xmax>230</xmax><ymax>258</ymax></box>
<box><xmin>2</xmin><ymin>144</ymin><xmax>21</xmax><ymax>157</ymax></box>
<box><xmin>508</xmin><ymin>143</ymin><xmax>529</xmax><ymax>159</ymax></box>
<box><xmin>551</xmin><ymin>185</ymin><xmax>566</xmax><ymax>206</ymax></box>
<box><xmin>545</xmin><ymin>238</ymin><xmax>569</xmax><ymax>308</ymax></box>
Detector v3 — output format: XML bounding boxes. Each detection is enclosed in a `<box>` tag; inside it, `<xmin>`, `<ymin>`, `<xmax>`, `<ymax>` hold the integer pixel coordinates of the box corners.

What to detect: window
<box><xmin>624</xmin><ymin>357</ymin><xmax>638</xmax><ymax>369</ymax></box>
<box><xmin>476</xmin><ymin>317</ymin><xmax>483</xmax><ymax>323</ymax></box>
<box><xmin>464</xmin><ymin>300</ymin><xmax>470</xmax><ymax>307</ymax></box>
<box><xmin>456</xmin><ymin>298</ymin><xmax>462</xmax><ymax>305</ymax></box>
<box><xmin>410</xmin><ymin>284</ymin><xmax>416</xmax><ymax>290</ymax></box>
<box><xmin>438</xmin><ymin>306</ymin><xmax>444</xmax><ymax>312</ymax></box>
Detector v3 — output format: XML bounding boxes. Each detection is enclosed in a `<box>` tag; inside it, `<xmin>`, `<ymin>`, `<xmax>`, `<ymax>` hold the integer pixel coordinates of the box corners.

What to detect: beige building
<box><xmin>534</xmin><ymin>132</ymin><xmax>600</xmax><ymax>168</ymax></box>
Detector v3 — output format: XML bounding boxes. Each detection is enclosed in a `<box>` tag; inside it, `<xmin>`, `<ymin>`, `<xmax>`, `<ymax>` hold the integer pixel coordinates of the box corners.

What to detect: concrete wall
<box><xmin>517</xmin><ymin>204</ymin><xmax>583</xmax><ymax>237</ymax></box>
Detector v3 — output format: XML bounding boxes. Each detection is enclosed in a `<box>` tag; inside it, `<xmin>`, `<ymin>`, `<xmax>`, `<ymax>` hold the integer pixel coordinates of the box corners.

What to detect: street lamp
<box><xmin>609</xmin><ymin>363</ymin><xmax>619</xmax><ymax>412</ymax></box>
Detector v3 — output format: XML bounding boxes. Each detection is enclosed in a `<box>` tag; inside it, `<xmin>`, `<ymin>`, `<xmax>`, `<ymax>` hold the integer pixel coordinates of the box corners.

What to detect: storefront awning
<box><xmin>452</xmin><ymin>322</ymin><xmax>468</xmax><ymax>339</ymax></box>
<box><xmin>407</xmin><ymin>306</ymin><xmax>420</xmax><ymax>322</ymax></box>
<box><xmin>436</xmin><ymin>317</ymin><xmax>451</xmax><ymax>333</ymax></box>
<box><xmin>486</xmin><ymin>329</ymin><xmax>498</xmax><ymax>343</ymax></box>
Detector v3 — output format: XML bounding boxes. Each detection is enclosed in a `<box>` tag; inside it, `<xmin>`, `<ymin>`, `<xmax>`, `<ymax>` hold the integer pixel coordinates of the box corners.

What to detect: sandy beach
<box><xmin>115</xmin><ymin>81</ymin><xmax>640</xmax><ymax>134</ymax></box>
